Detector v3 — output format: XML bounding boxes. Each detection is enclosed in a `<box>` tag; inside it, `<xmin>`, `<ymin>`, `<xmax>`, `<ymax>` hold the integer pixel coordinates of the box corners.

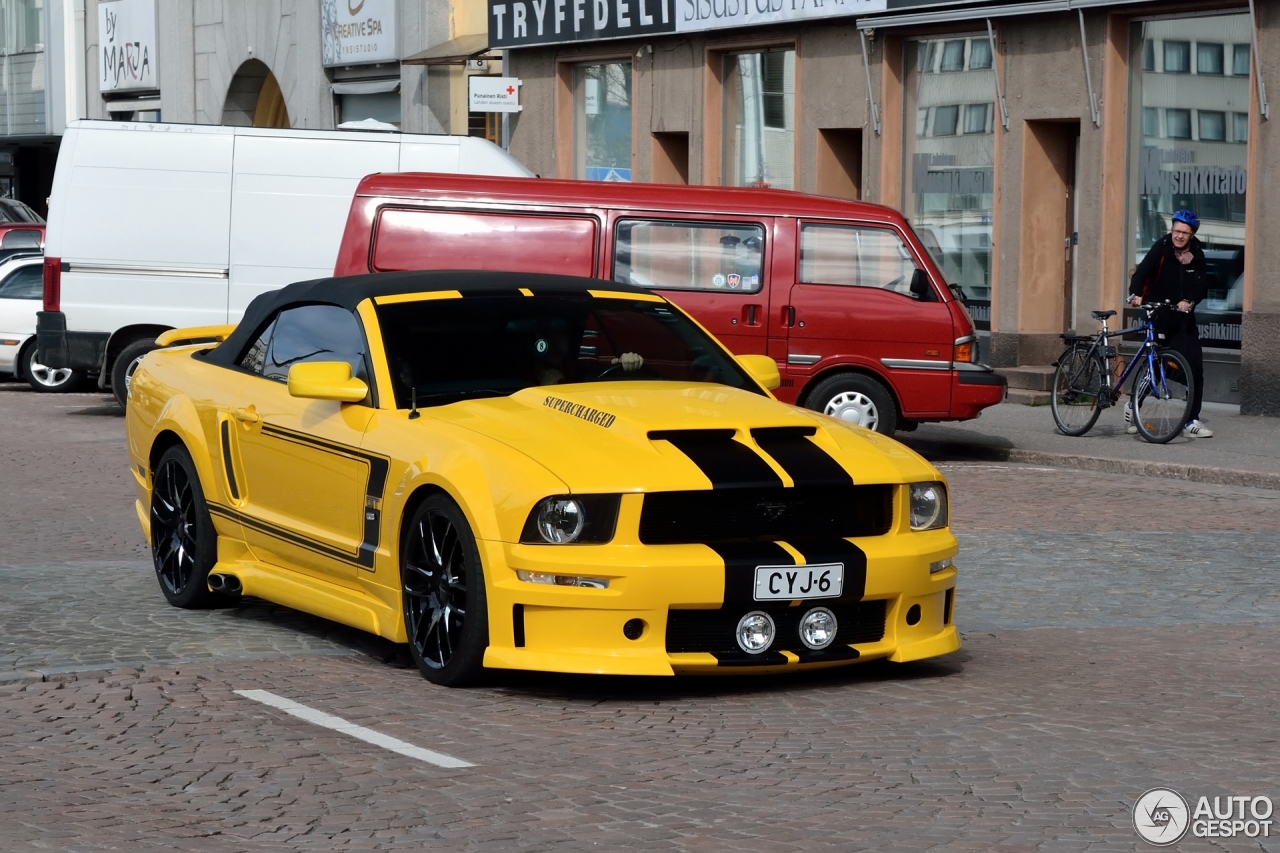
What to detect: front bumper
<box><xmin>479</xmin><ymin>523</ymin><xmax>960</xmax><ymax>676</ymax></box>
<box><xmin>0</xmin><ymin>333</ymin><xmax>24</xmax><ymax>374</ymax></box>
<box><xmin>950</xmin><ymin>363</ymin><xmax>1006</xmax><ymax>419</ymax></box>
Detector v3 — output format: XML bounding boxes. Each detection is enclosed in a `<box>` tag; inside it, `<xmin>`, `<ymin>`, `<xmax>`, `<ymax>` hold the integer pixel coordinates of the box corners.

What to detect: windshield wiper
<box><xmin>412</xmin><ymin>388</ymin><xmax>515</xmax><ymax>404</ymax></box>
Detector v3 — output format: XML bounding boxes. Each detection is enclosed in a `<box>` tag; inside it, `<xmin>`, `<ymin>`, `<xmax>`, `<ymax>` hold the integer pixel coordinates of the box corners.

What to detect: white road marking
<box><xmin>234</xmin><ymin>689</ymin><xmax>474</xmax><ymax>768</ymax></box>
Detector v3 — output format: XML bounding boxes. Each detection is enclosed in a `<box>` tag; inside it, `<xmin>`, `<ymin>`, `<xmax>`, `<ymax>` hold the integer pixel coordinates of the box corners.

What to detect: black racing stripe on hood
<box><xmin>750</xmin><ymin>427</ymin><xmax>853</xmax><ymax>487</ymax></box>
<box><xmin>650</xmin><ymin>429</ymin><xmax>784</xmax><ymax>490</ymax></box>
<box><xmin>708</xmin><ymin>540</ymin><xmax>795</xmax><ymax>607</ymax></box>
<box><xmin>785</xmin><ymin>538</ymin><xmax>868</xmax><ymax>603</ymax></box>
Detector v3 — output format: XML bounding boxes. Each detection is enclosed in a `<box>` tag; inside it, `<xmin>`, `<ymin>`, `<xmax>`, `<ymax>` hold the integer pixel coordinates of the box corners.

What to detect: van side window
<box><xmin>239</xmin><ymin>306</ymin><xmax>369</xmax><ymax>384</ymax></box>
<box><xmin>800</xmin><ymin>224</ymin><xmax>921</xmax><ymax>297</ymax></box>
<box><xmin>614</xmin><ymin>220</ymin><xmax>764</xmax><ymax>293</ymax></box>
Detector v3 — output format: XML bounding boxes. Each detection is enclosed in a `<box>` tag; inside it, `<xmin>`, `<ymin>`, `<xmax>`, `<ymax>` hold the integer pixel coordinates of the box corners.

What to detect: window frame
<box><xmin>232</xmin><ymin>303</ymin><xmax>377</xmax><ymax>406</ymax></box>
<box><xmin>796</xmin><ymin>220</ymin><xmax>935</xmax><ymax>301</ymax></box>
<box><xmin>612</xmin><ymin>217</ymin><xmax>768</xmax><ymax>294</ymax></box>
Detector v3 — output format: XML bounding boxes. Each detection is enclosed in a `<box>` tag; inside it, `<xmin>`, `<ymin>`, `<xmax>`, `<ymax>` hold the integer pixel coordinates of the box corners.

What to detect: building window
<box><xmin>1233</xmin><ymin>112</ymin><xmax>1249</xmax><ymax>143</ymax></box>
<box><xmin>1165</xmin><ymin>108</ymin><xmax>1191</xmax><ymax>139</ymax></box>
<box><xmin>968</xmin><ymin>39</ymin><xmax>992</xmax><ymax>70</ymax></box>
<box><xmin>1128</xmin><ymin>15</ymin><xmax>1249</xmax><ymax>352</ymax></box>
<box><xmin>1198</xmin><ymin>110</ymin><xmax>1226</xmax><ymax>141</ymax></box>
<box><xmin>723</xmin><ymin>49</ymin><xmax>795</xmax><ymax>190</ymax></box>
<box><xmin>1164</xmin><ymin>41</ymin><xmax>1191</xmax><ymax>73</ymax></box>
<box><xmin>1232</xmin><ymin>44</ymin><xmax>1251</xmax><ymax>76</ymax></box>
<box><xmin>573</xmin><ymin>62</ymin><xmax>633</xmax><ymax>182</ymax></box>
<box><xmin>1142</xmin><ymin>107</ymin><xmax>1160</xmax><ymax>138</ymax></box>
<box><xmin>1196</xmin><ymin>43</ymin><xmax>1224</xmax><ymax>75</ymax></box>
<box><xmin>1143</xmin><ymin>39</ymin><xmax>1156</xmax><ymax>71</ymax></box>
<box><xmin>904</xmin><ymin>35</ymin><xmax>996</xmax><ymax>324</ymax></box>
<box><xmin>964</xmin><ymin>103</ymin><xmax>989</xmax><ymax>135</ymax></box>
<box><xmin>940</xmin><ymin>40</ymin><xmax>966</xmax><ymax>72</ymax></box>
<box><xmin>335</xmin><ymin>92</ymin><xmax>401</xmax><ymax>127</ymax></box>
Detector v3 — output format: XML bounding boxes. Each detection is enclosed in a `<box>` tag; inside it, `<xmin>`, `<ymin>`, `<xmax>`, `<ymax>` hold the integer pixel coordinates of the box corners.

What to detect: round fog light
<box><xmin>906</xmin><ymin>604</ymin><xmax>922</xmax><ymax>626</ymax></box>
<box><xmin>798</xmin><ymin>607</ymin><xmax>838</xmax><ymax>650</ymax></box>
<box><xmin>623</xmin><ymin>618</ymin><xmax>645</xmax><ymax>640</ymax></box>
<box><xmin>735</xmin><ymin>611</ymin><xmax>775</xmax><ymax>654</ymax></box>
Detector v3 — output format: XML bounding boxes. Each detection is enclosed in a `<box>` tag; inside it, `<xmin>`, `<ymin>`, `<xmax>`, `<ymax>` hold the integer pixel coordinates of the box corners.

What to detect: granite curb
<box><xmin>903</xmin><ymin>437</ymin><xmax>1280</xmax><ymax>491</ymax></box>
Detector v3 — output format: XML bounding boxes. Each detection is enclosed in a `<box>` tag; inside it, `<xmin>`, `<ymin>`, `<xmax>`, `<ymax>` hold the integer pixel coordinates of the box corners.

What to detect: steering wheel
<box><xmin>596</xmin><ymin>362</ymin><xmax>661</xmax><ymax>380</ymax></box>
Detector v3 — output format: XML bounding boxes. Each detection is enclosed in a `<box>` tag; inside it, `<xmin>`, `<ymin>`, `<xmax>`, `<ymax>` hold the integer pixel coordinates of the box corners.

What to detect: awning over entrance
<box><xmin>401</xmin><ymin>33</ymin><xmax>492</xmax><ymax>66</ymax></box>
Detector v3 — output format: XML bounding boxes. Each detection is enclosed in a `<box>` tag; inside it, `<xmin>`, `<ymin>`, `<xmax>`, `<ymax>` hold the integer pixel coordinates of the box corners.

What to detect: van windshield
<box><xmin>375</xmin><ymin>294</ymin><xmax>761</xmax><ymax>408</ymax></box>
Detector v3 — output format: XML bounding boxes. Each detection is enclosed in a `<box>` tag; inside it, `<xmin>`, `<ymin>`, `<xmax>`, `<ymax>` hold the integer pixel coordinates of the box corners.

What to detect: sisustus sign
<box><xmin>490</xmin><ymin>0</ymin><xmax>886</xmax><ymax>48</ymax></box>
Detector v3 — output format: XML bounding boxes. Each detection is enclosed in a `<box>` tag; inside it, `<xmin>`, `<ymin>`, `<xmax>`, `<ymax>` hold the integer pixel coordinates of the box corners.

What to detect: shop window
<box><xmin>964</xmin><ymin>104</ymin><xmax>989</xmax><ymax>135</ymax></box>
<box><xmin>933</xmin><ymin>105</ymin><xmax>959</xmax><ymax>137</ymax></box>
<box><xmin>1128</xmin><ymin>15</ymin><xmax>1249</xmax><ymax>352</ymax></box>
<box><xmin>1143</xmin><ymin>107</ymin><xmax>1160</xmax><ymax>138</ymax></box>
<box><xmin>1197</xmin><ymin>43</ymin><xmax>1224</xmax><ymax>75</ymax></box>
<box><xmin>1143</xmin><ymin>40</ymin><xmax>1156</xmax><ymax>72</ymax></box>
<box><xmin>1165</xmin><ymin>109</ymin><xmax>1191</xmax><ymax>139</ymax></box>
<box><xmin>723</xmin><ymin>49</ymin><xmax>795</xmax><ymax>190</ymax></box>
<box><xmin>573</xmin><ymin>62</ymin><xmax>633</xmax><ymax>182</ymax></box>
<box><xmin>1233</xmin><ymin>112</ymin><xmax>1248</xmax><ymax>143</ymax></box>
<box><xmin>1164</xmin><ymin>41</ymin><xmax>1191</xmax><ymax>73</ymax></box>
<box><xmin>613</xmin><ymin>220</ymin><xmax>765</xmax><ymax>292</ymax></box>
<box><xmin>968</xmin><ymin>39</ymin><xmax>992</xmax><ymax>70</ymax></box>
<box><xmin>1198</xmin><ymin>110</ymin><xmax>1226</xmax><ymax>141</ymax></box>
<box><xmin>799</xmin><ymin>224</ymin><xmax>920</xmax><ymax>298</ymax></box>
<box><xmin>468</xmin><ymin>110</ymin><xmax>501</xmax><ymax>145</ymax></box>
<box><xmin>335</xmin><ymin>91</ymin><xmax>401</xmax><ymax>127</ymax></box>
<box><xmin>1232</xmin><ymin>44</ymin><xmax>1251</xmax><ymax>76</ymax></box>
<box><xmin>940</xmin><ymin>41</ymin><xmax>966</xmax><ymax>72</ymax></box>
<box><xmin>904</xmin><ymin>35</ymin><xmax>996</xmax><ymax>322</ymax></box>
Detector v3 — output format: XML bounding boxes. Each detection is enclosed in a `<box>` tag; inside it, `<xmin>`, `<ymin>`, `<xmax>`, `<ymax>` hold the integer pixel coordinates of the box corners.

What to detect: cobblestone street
<box><xmin>2</xmin><ymin>382</ymin><xmax>1279</xmax><ymax>851</ymax></box>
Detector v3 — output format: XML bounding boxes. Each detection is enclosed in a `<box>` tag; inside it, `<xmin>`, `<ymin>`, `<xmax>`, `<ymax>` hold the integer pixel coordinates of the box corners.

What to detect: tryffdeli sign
<box><xmin>489</xmin><ymin>0</ymin><xmax>887</xmax><ymax>48</ymax></box>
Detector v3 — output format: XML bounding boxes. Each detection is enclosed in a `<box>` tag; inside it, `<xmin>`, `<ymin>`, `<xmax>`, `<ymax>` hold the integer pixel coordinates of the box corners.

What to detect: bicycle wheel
<box><xmin>1133</xmin><ymin>348</ymin><xmax>1193</xmax><ymax>444</ymax></box>
<box><xmin>1050</xmin><ymin>347</ymin><xmax>1105</xmax><ymax>436</ymax></box>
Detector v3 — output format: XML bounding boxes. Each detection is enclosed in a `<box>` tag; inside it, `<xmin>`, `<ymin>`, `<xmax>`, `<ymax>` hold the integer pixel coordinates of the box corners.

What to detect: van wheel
<box><xmin>112</xmin><ymin>339</ymin><xmax>158</xmax><ymax>408</ymax></box>
<box><xmin>805</xmin><ymin>373</ymin><xmax>898</xmax><ymax>435</ymax></box>
<box><xmin>22</xmin><ymin>342</ymin><xmax>83</xmax><ymax>393</ymax></box>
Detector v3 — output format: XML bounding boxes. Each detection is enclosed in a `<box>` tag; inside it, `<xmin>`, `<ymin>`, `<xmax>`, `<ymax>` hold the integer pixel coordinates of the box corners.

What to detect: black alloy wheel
<box><xmin>401</xmin><ymin>494</ymin><xmax>488</xmax><ymax>686</ymax></box>
<box><xmin>150</xmin><ymin>445</ymin><xmax>225</xmax><ymax>608</ymax></box>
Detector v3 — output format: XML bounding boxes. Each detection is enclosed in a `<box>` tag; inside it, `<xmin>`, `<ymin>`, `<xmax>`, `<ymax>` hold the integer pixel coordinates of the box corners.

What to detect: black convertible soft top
<box><xmin>204</xmin><ymin>269</ymin><xmax>652</xmax><ymax>367</ymax></box>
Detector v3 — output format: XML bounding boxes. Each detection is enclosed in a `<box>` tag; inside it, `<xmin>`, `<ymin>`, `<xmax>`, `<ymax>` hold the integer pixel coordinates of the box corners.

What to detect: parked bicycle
<box><xmin>1050</xmin><ymin>302</ymin><xmax>1194</xmax><ymax>444</ymax></box>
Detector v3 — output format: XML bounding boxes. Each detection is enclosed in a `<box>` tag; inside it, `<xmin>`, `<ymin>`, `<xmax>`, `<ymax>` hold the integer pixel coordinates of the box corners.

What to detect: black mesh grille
<box><xmin>666</xmin><ymin>599</ymin><xmax>888</xmax><ymax>655</ymax></box>
<box><xmin>639</xmin><ymin>485</ymin><xmax>894</xmax><ymax>545</ymax></box>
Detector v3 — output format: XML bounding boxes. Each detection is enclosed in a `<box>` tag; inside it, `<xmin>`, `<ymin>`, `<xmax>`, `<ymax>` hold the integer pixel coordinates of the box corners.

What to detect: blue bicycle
<box><xmin>1050</xmin><ymin>301</ymin><xmax>1194</xmax><ymax>444</ymax></box>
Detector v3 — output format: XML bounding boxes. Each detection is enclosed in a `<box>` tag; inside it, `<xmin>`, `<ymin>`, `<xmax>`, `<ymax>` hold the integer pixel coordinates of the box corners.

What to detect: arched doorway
<box><xmin>222</xmin><ymin>60</ymin><xmax>291</xmax><ymax>128</ymax></box>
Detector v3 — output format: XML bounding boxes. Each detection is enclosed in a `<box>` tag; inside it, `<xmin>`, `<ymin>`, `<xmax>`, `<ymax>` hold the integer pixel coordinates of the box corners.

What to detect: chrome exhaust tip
<box><xmin>208</xmin><ymin>573</ymin><xmax>242</xmax><ymax>594</ymax></box>
<box><xmin>208</xmin><ymin>573</ymin><xmax>226</xmax><ymax>591</ymax></box>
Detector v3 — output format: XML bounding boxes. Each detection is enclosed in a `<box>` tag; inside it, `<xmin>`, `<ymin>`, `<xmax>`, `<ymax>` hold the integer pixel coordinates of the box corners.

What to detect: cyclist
<box><xmin>1126</xmin><ymin>209</ymin><xmax>1212</xmax><ymax>438</ymax></box>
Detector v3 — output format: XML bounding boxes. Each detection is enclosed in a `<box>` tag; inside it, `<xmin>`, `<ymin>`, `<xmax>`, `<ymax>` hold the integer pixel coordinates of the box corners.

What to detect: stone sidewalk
<box><xmin>901</xmin><ymin>400</ymin><xmax>1280</xmax><ymax>489</ymax></box>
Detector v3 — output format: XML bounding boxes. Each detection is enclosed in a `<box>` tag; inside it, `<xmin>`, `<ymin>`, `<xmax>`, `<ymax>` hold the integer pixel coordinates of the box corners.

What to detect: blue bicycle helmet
<box><xmin>1171</xmin><ymin>208</ymin><xmax>1200</xmax><ymax>233</ymax></box>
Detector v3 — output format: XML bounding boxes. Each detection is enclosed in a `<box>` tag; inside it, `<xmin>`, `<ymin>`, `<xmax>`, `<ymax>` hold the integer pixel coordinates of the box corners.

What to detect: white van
<box><xmin>37</xmin><ymin>120</ymin><xmax>533</xmax><ymax>405</ymax></box>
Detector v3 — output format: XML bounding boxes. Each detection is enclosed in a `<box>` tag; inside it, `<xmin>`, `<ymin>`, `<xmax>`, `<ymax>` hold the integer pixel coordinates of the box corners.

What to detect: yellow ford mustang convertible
<box><xmin>126</xmin><ymin>270</ymin><xmax>959</xmax><ymax>685</ymax></box>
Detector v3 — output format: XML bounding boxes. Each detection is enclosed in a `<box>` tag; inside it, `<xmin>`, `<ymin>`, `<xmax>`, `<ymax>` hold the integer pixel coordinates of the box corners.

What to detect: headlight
<box><xmin>908</xmin><ymin>481</ymin><xmax>948</xmax><ymax>531</ymax></box>
<box><xmin>520</xmin><ymin>494</ymin><xmax>621</xmax><ymax>544</ymax></box>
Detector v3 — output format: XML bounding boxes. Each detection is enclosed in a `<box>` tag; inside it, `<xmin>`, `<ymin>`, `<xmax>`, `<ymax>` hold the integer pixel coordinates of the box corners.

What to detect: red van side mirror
<box><xmin>909</xmin><ymin>269</ymin><xmax>935</xmax><ymax>302</ymax></box>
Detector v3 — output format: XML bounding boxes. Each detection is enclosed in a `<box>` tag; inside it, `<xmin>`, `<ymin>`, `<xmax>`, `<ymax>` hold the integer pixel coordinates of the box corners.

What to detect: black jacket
<box><xmin>1128</xmin><ymin>234</ymin><xmax>1208</xmax><ymax>336</ymax></box>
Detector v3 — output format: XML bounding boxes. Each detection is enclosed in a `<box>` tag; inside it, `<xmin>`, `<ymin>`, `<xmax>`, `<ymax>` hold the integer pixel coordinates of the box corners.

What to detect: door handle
<box><xmin>744</xmin><ymin>304</ymin><xmax>760</xmax><ymax>326</ymax></box>
<box><xmin>232</xmin><ymin>406</ymin><xmax>260</xmax><ymax>424</ymax></box>
<box><xmin>781</xmin><ymin>306</ymin><xmax>796</xmax><ymax>327</ymax></box>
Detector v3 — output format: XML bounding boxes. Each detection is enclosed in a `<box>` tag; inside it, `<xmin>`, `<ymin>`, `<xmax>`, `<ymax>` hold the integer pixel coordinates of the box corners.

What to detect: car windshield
<box><xmin>0</xmin><ymin>199</ymin><xmax>44</xmax><ymax>224</ymax></box>
<box><xmin>376</xmin><ymin>293</ymin><xmax>761</xmax><ymax>408</ymax></box>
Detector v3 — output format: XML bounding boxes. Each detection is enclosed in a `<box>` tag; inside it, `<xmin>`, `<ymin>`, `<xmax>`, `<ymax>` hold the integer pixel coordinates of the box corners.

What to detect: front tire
<box><xmin>112</xmin><ymin>339</ymin><xmax>158</xmax><ymax>408</ymax></box>
<box><xmin>401</xmin><ymin>494</ymin><xmax>489</xmax><ymax>686</ymax></box>
<box><xmin>1050</xmin><ymin>348</ymin><xmax>1104</xmax><ymax>436</ymax></box>
<box><xmin>22</xmin><ymin>342</ymin><xmax>83</xmax><ymax>393</ymax></box>
<box><xmin>150</xmin><ymin>445</ymin><xmax>224</xmax><ymax>608</ymax></box>
<box><xmin>1133</xmin><ymin>348</ymin><xmax>1193</xmax><ymax>444</ymax></box>
<box><xmin>805</xmin><ymin>373</ymin><xmax>898</xmax><ymax>435</ymax></box>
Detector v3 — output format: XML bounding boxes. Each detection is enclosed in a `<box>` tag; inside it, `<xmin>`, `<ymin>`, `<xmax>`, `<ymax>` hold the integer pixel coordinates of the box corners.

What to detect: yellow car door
<box><xmin>226</xmin><ymin>304</ymin><xmax>381</xmax><ymax>584</ymax></box>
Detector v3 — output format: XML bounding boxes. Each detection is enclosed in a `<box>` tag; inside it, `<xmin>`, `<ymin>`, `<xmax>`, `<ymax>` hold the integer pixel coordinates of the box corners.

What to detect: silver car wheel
<box><xmin>824</xmin><ymin>390</ymin><xmax>879</xmax><ymax>430</ymax></box>
<box><xmin>29</xmin><ymin>357</ymin><xmax>74</xmax><ymax>388</ymax></box>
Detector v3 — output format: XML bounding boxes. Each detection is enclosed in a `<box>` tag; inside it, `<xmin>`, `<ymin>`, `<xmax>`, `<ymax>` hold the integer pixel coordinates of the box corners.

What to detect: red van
<box><xmin>334</xmin><ymin>174</ymin><xmax>1004</xmax><ymax>434</ymax></box>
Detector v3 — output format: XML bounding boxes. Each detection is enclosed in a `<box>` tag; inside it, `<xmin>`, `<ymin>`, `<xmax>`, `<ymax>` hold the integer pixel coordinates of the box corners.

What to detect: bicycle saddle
<box><xmin>1090</xmin><ymin>310</ymin><xmax>1117</xmax><ymax>320</ymax></box>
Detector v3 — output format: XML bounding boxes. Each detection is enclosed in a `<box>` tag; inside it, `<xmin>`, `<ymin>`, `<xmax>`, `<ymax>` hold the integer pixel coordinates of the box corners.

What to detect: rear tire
<box><xmin>112</xmin><ymin>339</ymin><xmax>158</xmax><ymax>408</ymax></box>
<box><xmin>1050</xmin><ymin>348</ymin><xmax>1104</xmax><ymax>437</ymax></box>
<box><xmin>804</xmin><ymin>373</ymin><xmax>898</xmax><ymax>435</ymax></box>
<box><xmin>22</xmin><ymin>342</ymin><xmax>83</xmax><ymax>393</ymax></box>
<box><xmin>1133</xmin><ymin>348</ymin><xmax>1193</xmax><ymax>445</ymax></box>
<box><xmin>150</xmin><ymin>445</ymin><xmax>226</xmax><ymax>608</ymax></box>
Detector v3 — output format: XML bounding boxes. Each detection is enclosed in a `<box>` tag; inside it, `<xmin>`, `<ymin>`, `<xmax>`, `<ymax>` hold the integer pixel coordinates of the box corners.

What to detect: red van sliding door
<box><xmin>613</xmin><ymin>216</ymin><xmax>773</xmax><ymax>357</ymax></box>
<box><xmin>371</xmin><ymin>208</ymin><xmax>599</xmax><ymax>276</ymax></box>
<box><xmin>788</xmin><ymin>222</ymin><xmax>955</xmax><ymax>417</ymax></box>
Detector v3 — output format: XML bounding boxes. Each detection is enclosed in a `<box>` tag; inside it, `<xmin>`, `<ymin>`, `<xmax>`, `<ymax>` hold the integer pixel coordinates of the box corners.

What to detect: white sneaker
<box><xmin>1183</xmin><ymin>419</ymin><xmax>1214</xmax><ymax>438</ymax></box>
<box><xmin>1124</xmin><ymin>402</ymin><xmax>1137</xmax><ymax>434</ymax></box>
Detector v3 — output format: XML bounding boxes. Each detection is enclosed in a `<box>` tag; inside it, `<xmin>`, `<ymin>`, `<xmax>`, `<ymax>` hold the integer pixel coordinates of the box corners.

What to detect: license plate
<box><xmin>753</xmin><ymin>563</ymin><xmax>844</xmax><ymax>601</ymax></box>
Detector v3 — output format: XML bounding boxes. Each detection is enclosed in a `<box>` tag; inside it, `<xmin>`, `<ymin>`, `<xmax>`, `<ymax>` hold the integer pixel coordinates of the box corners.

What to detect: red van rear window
<box><xmin>372</xmin><ymin>208</ymin><xmax>598</xmax><ymax>276</ymax></box>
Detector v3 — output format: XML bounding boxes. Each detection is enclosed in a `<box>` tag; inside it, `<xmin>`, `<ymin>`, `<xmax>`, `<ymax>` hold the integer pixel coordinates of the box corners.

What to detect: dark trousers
<box><xmin>1165</xmin><ymin>329</ymin><xmax>1204</xmax><ymax>422</ymax></box>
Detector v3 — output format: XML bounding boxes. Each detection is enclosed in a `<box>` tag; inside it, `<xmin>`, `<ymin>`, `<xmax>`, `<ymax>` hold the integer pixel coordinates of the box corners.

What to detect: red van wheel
<box><xmin>805</xmin><ymin>374</ymin><xmax>898</xmax><ymax>435</ymax></box>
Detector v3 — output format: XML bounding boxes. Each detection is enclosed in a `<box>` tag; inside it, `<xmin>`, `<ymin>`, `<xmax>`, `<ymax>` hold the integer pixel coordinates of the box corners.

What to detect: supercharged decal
<box><xmin>544</xmin><ymin>395</ymin><xmax>617</xmax><ymax>428</ymax></box>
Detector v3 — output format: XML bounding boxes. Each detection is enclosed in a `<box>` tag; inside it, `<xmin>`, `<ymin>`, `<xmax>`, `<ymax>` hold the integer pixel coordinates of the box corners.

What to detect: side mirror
<box><xmin>909</xmin><ymin>268</ymin><xmax>935</xmax><ymax>301</ymax></box>
<box><xmin>287</xmin><ymin>361</ymin><xmax>368</xmax><ymax>403</ymax></box>
<box><xmin>736</xmin><ymin>354</ymin><xmax>781</xmax><ymax>391</ymax></box>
